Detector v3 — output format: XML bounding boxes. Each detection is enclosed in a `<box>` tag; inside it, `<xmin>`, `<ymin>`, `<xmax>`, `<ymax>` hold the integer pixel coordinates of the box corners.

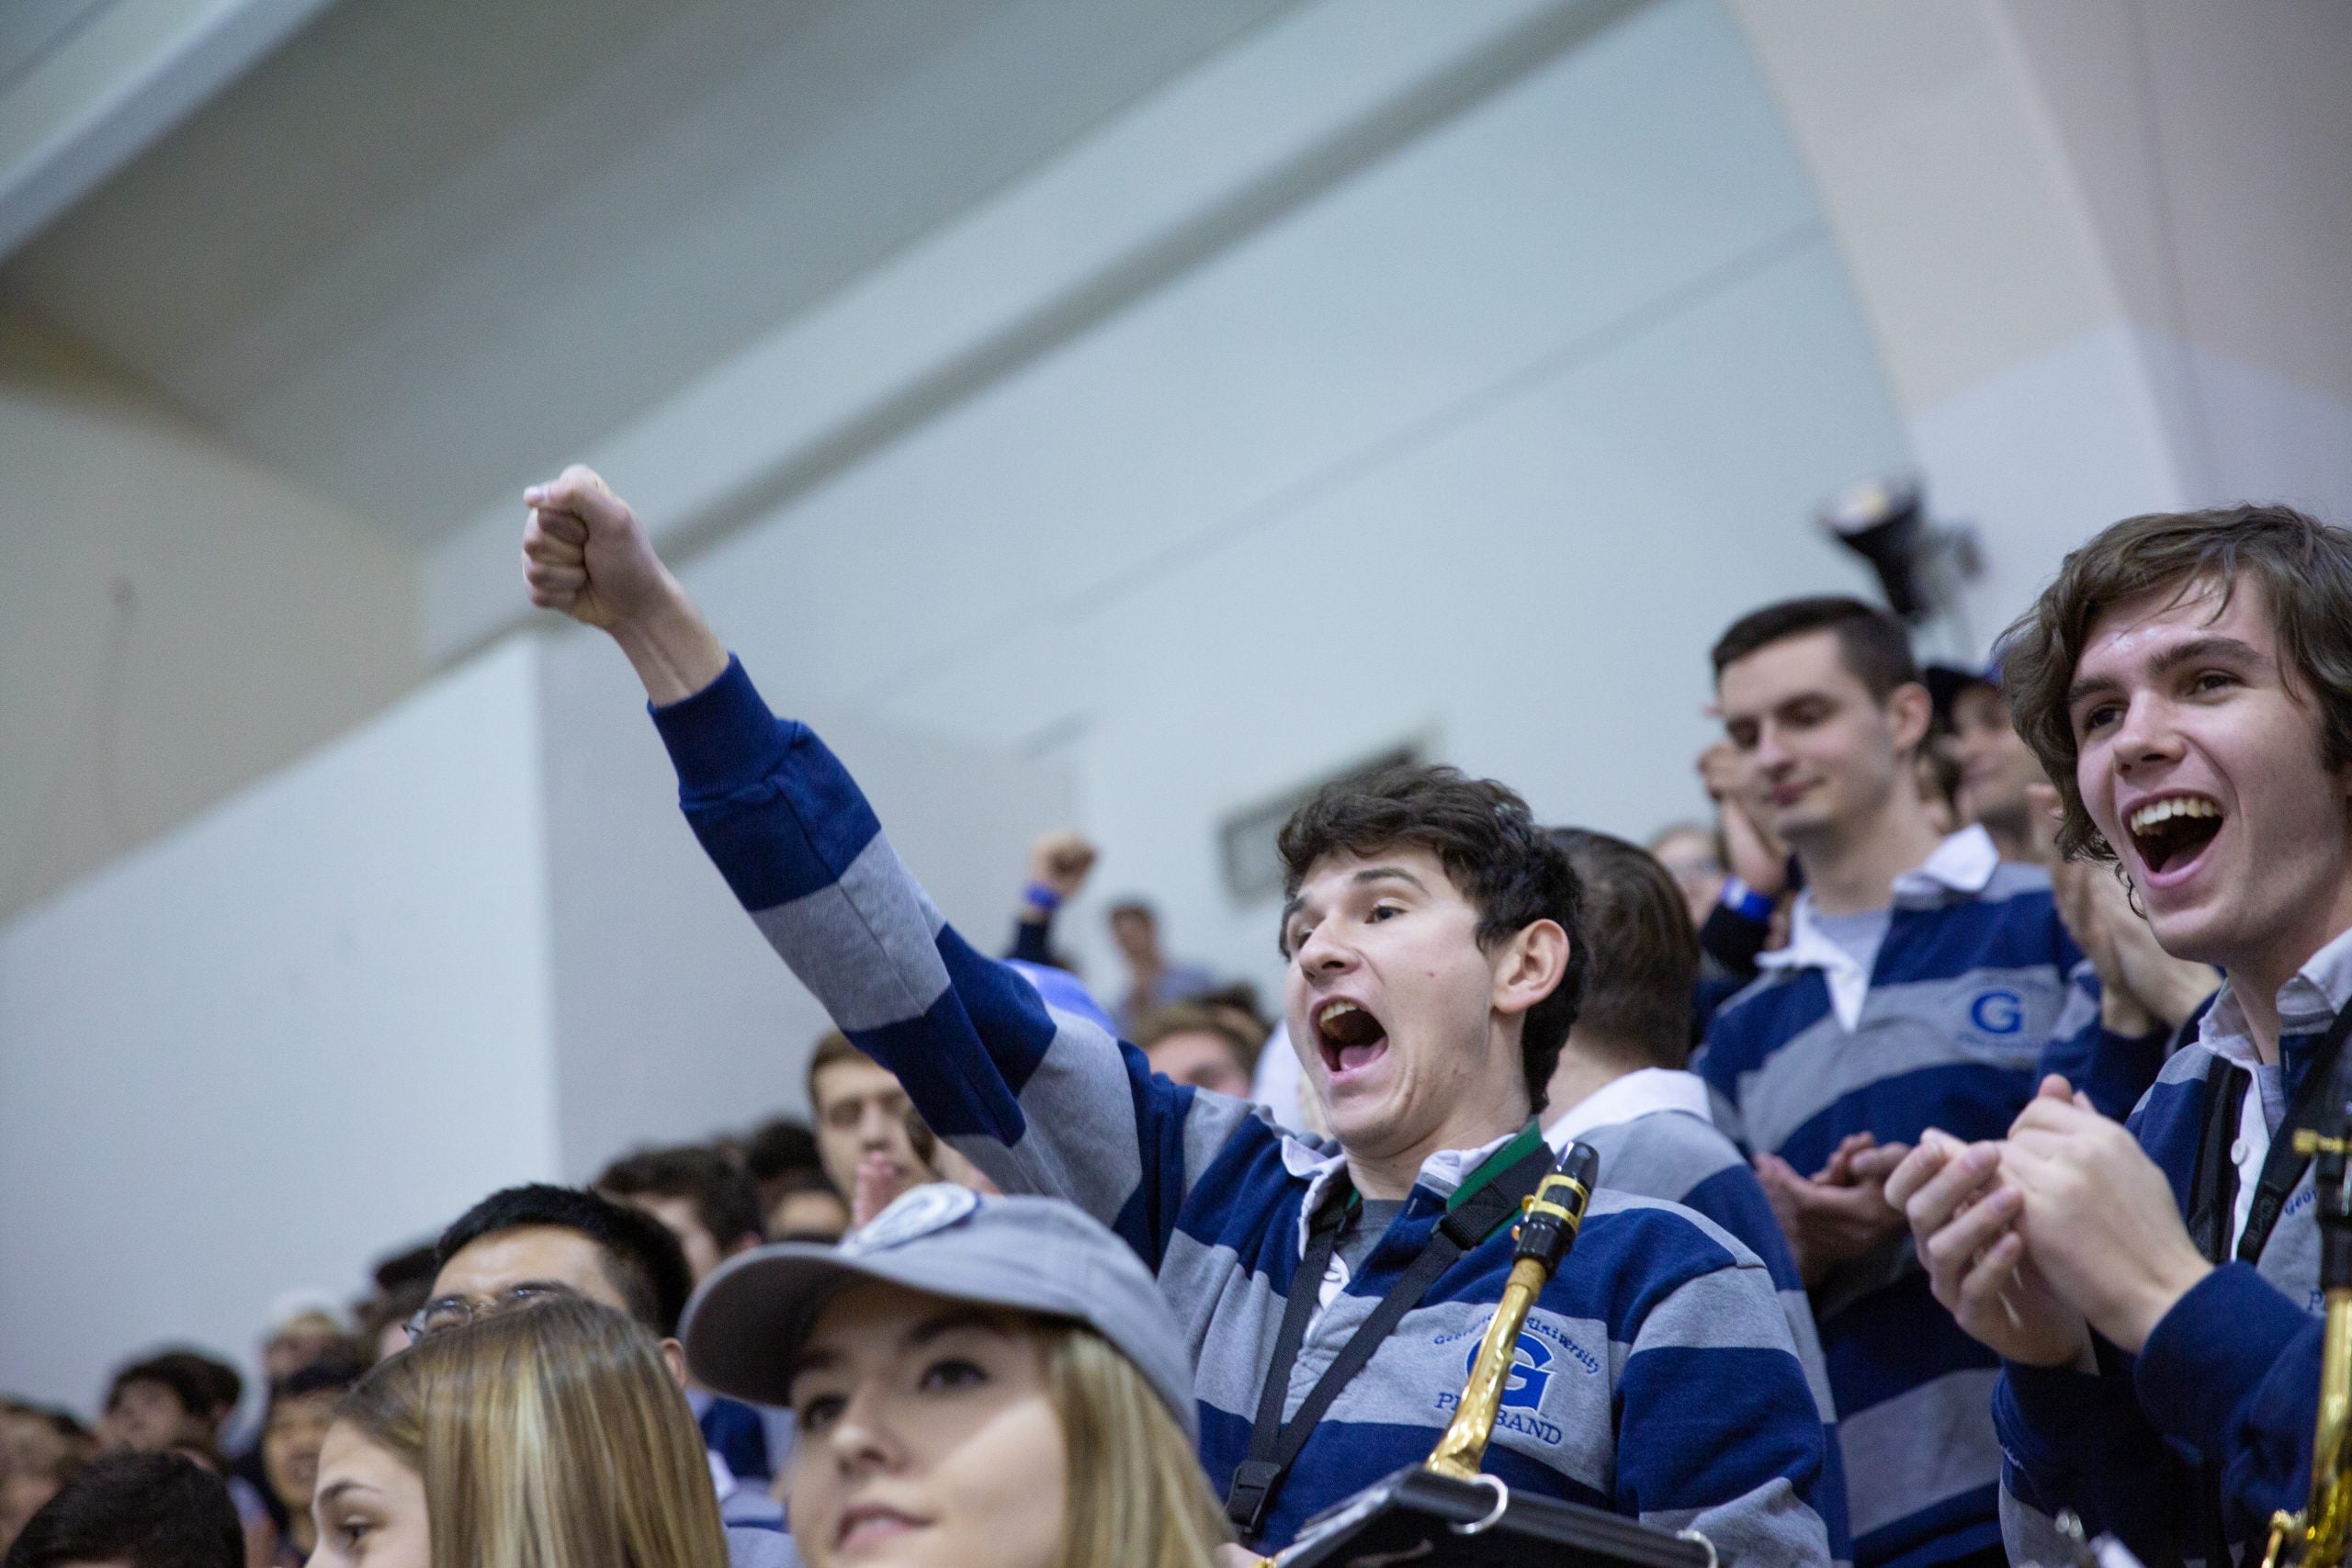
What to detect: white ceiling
<box><xmin>0</xmin><ymin>0</ymin><xmax>1304</xmax><ymax>546</ymax></box>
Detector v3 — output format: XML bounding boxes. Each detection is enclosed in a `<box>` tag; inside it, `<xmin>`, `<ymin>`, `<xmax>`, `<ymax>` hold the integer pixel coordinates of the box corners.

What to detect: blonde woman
<box><xmin>685</xmin><ymin>1185</ymin><xmax>1227</xmax><ymax>1568</ymax></box>
<box><xmin>307</xmin><ymin>1294</ymin><xmax>730</xmax><ymax>1568</ymax></box>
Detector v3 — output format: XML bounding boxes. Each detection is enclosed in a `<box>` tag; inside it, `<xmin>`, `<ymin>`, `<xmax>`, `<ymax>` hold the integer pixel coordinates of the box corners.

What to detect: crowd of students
<box><xmin>5</xmin><ymin>477</ymin><xmax>2346</xmax><ymax>1568</ymax></box>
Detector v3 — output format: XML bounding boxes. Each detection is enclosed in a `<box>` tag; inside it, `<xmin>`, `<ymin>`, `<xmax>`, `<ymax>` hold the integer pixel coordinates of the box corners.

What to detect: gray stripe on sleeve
<box><xmin>748</xmin><ymin>833</ymin><xmax>950</xmax><ymax>1032</ymax></box>
<box><xmin>1642</xmin><ymin>1480</ymin><xmax>1832</xmax><ymax>1568</ymax></box>
<box><xmin>1839</xmin><ymin>1367</ymin><xmax>2003</xmax><ymax>1539</ymax></box>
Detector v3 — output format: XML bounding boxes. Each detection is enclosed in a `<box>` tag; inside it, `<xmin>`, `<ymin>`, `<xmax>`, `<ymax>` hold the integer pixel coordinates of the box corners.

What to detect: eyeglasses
<box><xmin>405</xmin><ymin>1282</ymin><xmax>576</xmax><ymax>1340</ymax></box>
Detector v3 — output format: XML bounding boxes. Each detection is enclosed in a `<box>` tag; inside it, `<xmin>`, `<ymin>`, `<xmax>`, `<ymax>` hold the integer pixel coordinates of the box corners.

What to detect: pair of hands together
<box><xmin>1885</xmin><ymin>1075</ymin><xmax>2212</xmax><ymax>1365</ymax></box>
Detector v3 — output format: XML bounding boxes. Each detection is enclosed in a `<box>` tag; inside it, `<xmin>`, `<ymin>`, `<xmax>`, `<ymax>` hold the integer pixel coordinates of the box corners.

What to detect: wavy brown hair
<box><xmin>2001</xmin><ymin>504</ymin><xmax>2352</xmax><ymax>863</ymax></box>
<box><xmin>334</xmin><ymin>1294</ymin><xmax>726</xmax><ymax>1568</ymax></box>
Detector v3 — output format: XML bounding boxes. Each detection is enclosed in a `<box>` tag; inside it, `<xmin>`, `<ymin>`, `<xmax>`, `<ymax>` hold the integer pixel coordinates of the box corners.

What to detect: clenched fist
<box><xmin>518</xmin><ymin>466</ymin><xmax>729</xmax><ymax>705</ymax></box>
<box><xmin>521</xmin><ymin>465</ymin><xmax>675</xmax><ymax>630</ymax></box>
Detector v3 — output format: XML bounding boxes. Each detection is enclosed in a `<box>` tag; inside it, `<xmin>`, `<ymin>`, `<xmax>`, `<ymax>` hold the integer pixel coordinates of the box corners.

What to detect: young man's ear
<box><xmin>1887</xmin><ymin>681</ymin><xmax>1934</xmax><ymax>756</ymax></box>
<box><xmin>1491</xmin><ymin>919</ymin><xmax>1571</xmax><ymax>1020</ymax></box>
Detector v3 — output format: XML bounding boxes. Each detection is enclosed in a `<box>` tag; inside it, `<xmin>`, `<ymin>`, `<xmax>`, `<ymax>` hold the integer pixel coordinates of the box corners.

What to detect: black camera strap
<box><xmin>1223</xmin><ymin>1130</ymin><xmax>1555</xmax><ymax>1541</ymax></box>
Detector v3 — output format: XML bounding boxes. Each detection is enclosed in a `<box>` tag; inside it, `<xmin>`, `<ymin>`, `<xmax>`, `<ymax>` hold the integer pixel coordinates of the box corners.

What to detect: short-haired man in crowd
<box><xmin>98</xmin><ymin>1352</ymin><xmax>239</xmax><ymax>1459</ymax></box>
<box><xmin>1539</xmin><ymin>827</ymin><xmax>1846</xmax><ymax>1549</ymax></box>
<box><xmin>805</xmin><ymin>1032</ymin><xmax>923</xmax><ymax>1205</ymax></box>
<box><xmin>1927</xmin><ymin>660</ymin><xmax>2044</xmax><ymax>867</ymax></box>
<box><xmin>739</xmin><ymin>1119</ymin><xmax>849</xmax><ymax>1241</ymax></box>
<box><xmin>426</xmin><ymin>1183</ymin><xmax>797</xmax><ymax>1560</ymax></box>
<box><xmin>1134</xmin><ymin>1001</ymin><xmax>1261</xmax><ymax>1100</ymax></box>
<box><xmin>1888</xmin><ymin>506</ymin><xmax>2352</xmax><ymax>1565</ymax></box>
<box><xmin>596</xmin><ymin>1144</ymin><xmax>775</xmax><ymax>1485</ymax></box>
<box><xmin>1694</xmin><ymin>595</ymin><xmax>2148</xmax><ymax>1568</ymax></box>
<box><xmin>522</xmin><ymin>467</ymin><xmax>1836</xmax><ymax>1560</ymax></box>
<box><xmin>2</xmin><ymin>1452</ymin><xmax>240</xmax><ymax>1568</ymax></box>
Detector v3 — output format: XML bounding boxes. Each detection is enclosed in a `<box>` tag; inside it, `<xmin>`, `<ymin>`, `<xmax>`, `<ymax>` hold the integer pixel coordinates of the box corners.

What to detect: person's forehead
<box><xmin>626</xmin><ymin>1192</ymin><xmax>710</xmax><ymax>1242</ymax></box>
<box><xmin>2079</xmin><ymin>574</ymin><xmax>2269</xmax><ymax>675</ymax></box>
<box><xmin>813</xmin><ymin>1055</ymin><xmax>901</xmax><ymax>1105</ymax></box>
<box><xmin>1718</xmin><ymin>629</ymin><xmax>1867</xmax><ymax>710</ymax></box>
<box><xmin>1146</xmin><ymin>1029</ymin><xmax>1243</xmax><ymax>1064</ymax></box>
<box><xmin>433</xmin><ymin>1225</ymin><xmax>627</xmax><ymax>1311</ymax></box>
<box><xmin>1294</xmin><ymin>842</ymin><xmax>1458</xmax><ymax>904</ymax></box>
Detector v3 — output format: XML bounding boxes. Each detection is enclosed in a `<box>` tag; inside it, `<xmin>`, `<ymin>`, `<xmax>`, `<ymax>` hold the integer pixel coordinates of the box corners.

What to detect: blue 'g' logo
<box><xmin>1970</xmin><ymin>989</ymin><xmax>2025</xmax><ymax>1035</ymax></box>
<box><xmin>1463</xmin><ymin>1332</ymin><xmax>1555</xmax><ymax>1411</ymax></box>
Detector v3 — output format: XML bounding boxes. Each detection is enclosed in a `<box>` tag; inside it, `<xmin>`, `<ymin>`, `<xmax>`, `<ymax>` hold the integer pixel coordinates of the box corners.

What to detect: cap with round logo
<box><xmin>681</xmin><ymin>1185</ymin><xmax>1199</xmax><ymax>1441</ymax></box>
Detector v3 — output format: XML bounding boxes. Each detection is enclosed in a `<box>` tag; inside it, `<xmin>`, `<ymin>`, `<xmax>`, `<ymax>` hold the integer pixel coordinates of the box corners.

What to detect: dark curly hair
<box><xmin>1276</xmin><ymin>765</ymin><xmax>1584</xmax><ymax>1112</ymax></box>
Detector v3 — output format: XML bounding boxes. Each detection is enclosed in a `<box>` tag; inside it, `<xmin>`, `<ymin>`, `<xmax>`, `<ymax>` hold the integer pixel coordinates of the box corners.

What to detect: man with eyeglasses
<box><xmin>422</xmin><ymin>1183</ymin><xmax>801</xmax><ymax>1565</ymax></box>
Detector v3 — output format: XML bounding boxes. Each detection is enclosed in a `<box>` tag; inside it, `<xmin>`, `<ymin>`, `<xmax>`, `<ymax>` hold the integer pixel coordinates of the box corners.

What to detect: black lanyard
<box><xmin>2188</xmin><ymin>994</ymin><xmax>2352</xmax><ymax>1267</ymax></box>
<box><xmin>1222</xmin><ymin>1131</ymin><xmax>1555</xmax><ymax>1540</ymax></box>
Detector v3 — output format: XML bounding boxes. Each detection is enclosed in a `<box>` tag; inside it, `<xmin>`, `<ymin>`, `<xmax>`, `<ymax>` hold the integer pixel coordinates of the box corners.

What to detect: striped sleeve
<box><xmin>650</xmin><ymin>657</ymin><xmax>1249</xmax><ymax>1266</ymax></box>
<box><xmin>1613</xmin><ymin>1241</ymin><xmax>1836</xmax><ymax>1566</ymax></box>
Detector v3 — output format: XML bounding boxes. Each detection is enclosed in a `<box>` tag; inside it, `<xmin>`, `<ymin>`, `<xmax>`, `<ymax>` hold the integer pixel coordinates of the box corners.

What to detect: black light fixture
<box><xmin>1820</xmin><ymin>473</ymin><xmax>1930</xmax><ymax>619</ymax></box>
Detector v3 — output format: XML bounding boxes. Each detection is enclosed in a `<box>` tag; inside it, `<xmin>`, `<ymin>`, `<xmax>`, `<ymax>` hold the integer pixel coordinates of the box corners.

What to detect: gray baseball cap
<box><xmin>681</xmin><ymin>1185</ymin><xmax>1199</xmax><ymax>1441</ymax></box>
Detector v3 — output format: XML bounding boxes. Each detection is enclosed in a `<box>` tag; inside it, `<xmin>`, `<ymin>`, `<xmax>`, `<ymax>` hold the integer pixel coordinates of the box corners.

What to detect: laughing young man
<box><xmin>1888</xmin><ymin>505</ymin><xmax>2352</xmax><ymax>1565</ymax></box>
<box><xmin>1693</xmin><ymin>596</ymin><xmax>2128</xmax><ymax>1568</ymax></box>
<box><xmin>518</xmin><ymin>466</ymin><xmax>1834</xmax><ymax>1560</ymax></box>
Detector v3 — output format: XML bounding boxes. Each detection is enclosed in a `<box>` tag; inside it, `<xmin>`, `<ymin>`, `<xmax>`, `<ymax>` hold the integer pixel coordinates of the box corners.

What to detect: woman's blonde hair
<box><xmin>1038</xmin><ymin>1319</ymin><xmax>1227</xmax><ymax>1568</ymax></box>
<box><xmin>336</xmin><ymin>1293</ymin><xmax>729</xmax><ymax>1568</ymax></box>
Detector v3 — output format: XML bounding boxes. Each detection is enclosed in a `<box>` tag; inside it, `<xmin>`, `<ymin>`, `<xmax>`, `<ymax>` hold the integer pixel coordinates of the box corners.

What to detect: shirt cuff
<box><xmin>648</xmin><ymin>655</ymin><xmax>788</xmax><ymax>799</ymax></box>
<box><xmin>2134</xmin><ymin>1261</ymin><xmax>2313</xmax><ymax>1458</ymax></box>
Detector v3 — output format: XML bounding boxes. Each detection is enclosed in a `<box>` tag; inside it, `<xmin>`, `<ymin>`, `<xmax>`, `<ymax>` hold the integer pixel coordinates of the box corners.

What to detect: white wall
<box><xmin>533</xmin><ymin>626</ymin><xmax>1074</xmax><ymax>1180</ymax></box>
<box><xmin>0</xmin><ymin>641</ymin><xmax>554</xmax><ymax>1409</ymax></box>
<box><xmin>673</xmin><ymin>0</ymin><xmax>1908</xmax><ymax>998</ymax></box>
<box><xmin>0</xmin><ymin>312</ymin><xmax>419</xmax><ymax>929</ymax></box>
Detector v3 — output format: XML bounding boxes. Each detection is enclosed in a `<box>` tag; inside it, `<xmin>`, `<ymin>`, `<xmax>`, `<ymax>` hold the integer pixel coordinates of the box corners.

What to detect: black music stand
<box><xmin>1277</xmin><ymin>1466</ymin><xmax>1715</xmax><ymax>1568</ymax></box>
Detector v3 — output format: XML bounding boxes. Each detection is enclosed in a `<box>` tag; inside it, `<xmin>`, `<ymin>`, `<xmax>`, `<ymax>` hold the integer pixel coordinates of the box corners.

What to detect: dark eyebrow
<box><xmin>2067</xmin><ymin>636</ymin><xmax>2269</xmax><ymax>712</ymax></box>
<box><xmin>1280</xmin><ymin>865</ymin><xmax>1430</xmax><ymax>942</ymax></box>
<box><xmin>786</xmin><ymin>1308</ymin><xmax>1012</xmax><ymax>1399</ymax></box>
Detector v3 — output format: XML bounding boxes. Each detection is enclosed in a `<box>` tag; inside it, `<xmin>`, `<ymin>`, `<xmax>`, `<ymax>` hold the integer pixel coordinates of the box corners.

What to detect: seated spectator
<box><xmin>2</xmin><ymin>1451</ymin><xmax>240</xmax><ymax>1568</ymax></box>
<box><xmin>99</xmin><ymin>1351</ymin><xmax>241</xmax><ymax>1457</ymax></box>
<box><xmin>596</xmin><ymin>1145</ymin><xmax>775</xmax><ymax>1485</ymax></box>
<box><xmin>598</xmin><ymin>1145</ymin><xmax>766</xmax><ymax>1287</ymax></box>
<box><xmin>256</xmin><ymin>1294</ymin><xmax>357</xmax><ymax>1388</ymax></box>
<box><xmin>424</xmin><ymin>1184</ymin><xmax>791</xmax><ymax>1553</ymax></box>
<box><xmin>1107</xmin><ymin>899</ymin><xmax>1217</xmax><ymax>1034</ymax></box>
<box><xmin>1133</xmin><ymin>1002</ymin><xmax>1259</xmax><ymax>1099</ymax></box>
<box><xmin>808</xmin><ymin>1032</ymin><xmax>929</xmax><ymax>1214</ymax></box>
<box><xmin>1926</xmin><ymin>658</ymin><xmax>2044</xmax><ymax>865</ymax></box>
<box><xmin>318</xmin><ymin>1294</ymin><xmax>729</xmax><ymax>1568</ymax></box>
<box><xmin>354</xmin><ymin>1246</ymin><xmax>438</xmax><ymax>1363</ymax></box>
<box><xmin>0</xmin><ymin>1404</ymin><xmax>90</xmax><ymax>1556</ymax></box>
<box><xmin>256</xmin><ymin>1358</ymin><xmax>366</xmax><ymax>1566</ymax></box>
<box><xmin>741</xmin><ymin>1120</ymin><xmax>850</xmax><ymax>1241</ymax></box>
<box><xmin>1645</xmin><ymin>821</ymin><xmax>1725</xmax><ymax>931</ymax></box>
<box><xmin>685</xmin><ymin>1186</ymin><xmax>1225</xmax><ymax>1568</ymax></box>
<box><xmin>1540</xmin><ymin>827</ymin><xmax>1846</xmax><ymax>1553</ymax></box>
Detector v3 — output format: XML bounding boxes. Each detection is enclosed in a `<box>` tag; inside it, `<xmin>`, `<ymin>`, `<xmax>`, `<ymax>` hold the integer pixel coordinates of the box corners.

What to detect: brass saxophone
<box><xmin>2263</xmin><ymin>1129</ymin><xmax>2352</xmax><ymax>1568</ymax></box>
<box><xmin>1426</xmin><ymin>1140</ymin><xmax>1600</xmax><ymax>1481</ymax></box>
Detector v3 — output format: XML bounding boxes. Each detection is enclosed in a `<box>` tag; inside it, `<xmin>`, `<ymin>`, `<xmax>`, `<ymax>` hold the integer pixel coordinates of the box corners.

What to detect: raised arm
<box><xmin>518</xmin><ymin>468</ymin><xmax>1233</xmax><ymax>1262</ymax></box>
<box><xmin>522</xmin><ymin>466</ymin><xmax>729</xmax><ymax>705</ymax></box>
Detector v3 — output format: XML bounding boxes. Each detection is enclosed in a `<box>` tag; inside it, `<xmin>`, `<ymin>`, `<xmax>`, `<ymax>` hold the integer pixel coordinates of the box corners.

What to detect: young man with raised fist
<box><xmin>1694</xmin><ymin>596</ymin><xmax>2116</xmax><ymax>1568</ymax></box>
<box><xmin>517</xmin><ymin>466</ymin><xmax>1836</xmax><ymax>1562</ymax></box>
<box><xmin>1888</xmin><ymin>505</ymin><xmax>2352</xmax><ymax>1566</ymax></box>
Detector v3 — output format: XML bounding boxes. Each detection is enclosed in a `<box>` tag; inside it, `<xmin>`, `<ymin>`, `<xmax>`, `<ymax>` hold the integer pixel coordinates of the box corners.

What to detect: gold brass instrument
<box><xmin>2262</xmin><ymin>1129</ymin><xmax>2352</xmax><ymax>1568</ymax></box>
<box><xmin>1426</xmin><ymin>1141</ymin><xmax>1600</xmax><ymax>1482</ymax></box>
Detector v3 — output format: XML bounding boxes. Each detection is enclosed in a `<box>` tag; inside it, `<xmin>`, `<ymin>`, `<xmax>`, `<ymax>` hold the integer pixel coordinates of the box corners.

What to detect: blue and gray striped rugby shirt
<box><xmin>654</xmin><ymin>658</ymin><xmax>1835</xmax><ymax>1560</ymax></box>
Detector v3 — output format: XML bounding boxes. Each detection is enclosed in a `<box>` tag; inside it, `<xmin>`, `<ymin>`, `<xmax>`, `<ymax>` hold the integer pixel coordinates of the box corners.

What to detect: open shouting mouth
<box><xmin>2126</xmin><ymin>793</ymin><xmax>2223</xmax><ymax>882</ymax></box>
<box><xmin>1314</xmin><ymin>998</ymin><xmax>1390</xmax><ymax>1083</ymax></box>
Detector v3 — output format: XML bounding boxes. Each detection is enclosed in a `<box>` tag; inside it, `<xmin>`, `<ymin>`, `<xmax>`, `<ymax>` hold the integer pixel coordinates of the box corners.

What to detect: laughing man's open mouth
<box><xmin>2126</xmin><ymin>794</ymin><xmax>2223</xmax><ymax>875</ymax></box>
<box><xmin>1315</xmin><ymin>998</ymin><xmax>1390</xmax><ymax>1077</ymax></box>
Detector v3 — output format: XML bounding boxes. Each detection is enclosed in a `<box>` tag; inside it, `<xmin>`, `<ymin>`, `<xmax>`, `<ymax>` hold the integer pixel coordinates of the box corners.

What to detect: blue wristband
<box><xmin>1721</xmin><ymin>877</ymin><xmax>1774</xmax><ymax>923</ymax></box>
<box><xmin>1023</xmin><ymin>881</ymin><xmax>1063</xmax><ymax>915</ymax></box>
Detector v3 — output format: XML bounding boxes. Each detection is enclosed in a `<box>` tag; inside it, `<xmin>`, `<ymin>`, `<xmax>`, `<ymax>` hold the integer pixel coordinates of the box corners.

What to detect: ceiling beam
<box><xmin>0</xmin><ymin>0</ymin><xmax>337</xmax><ymax>262</ymax></box>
